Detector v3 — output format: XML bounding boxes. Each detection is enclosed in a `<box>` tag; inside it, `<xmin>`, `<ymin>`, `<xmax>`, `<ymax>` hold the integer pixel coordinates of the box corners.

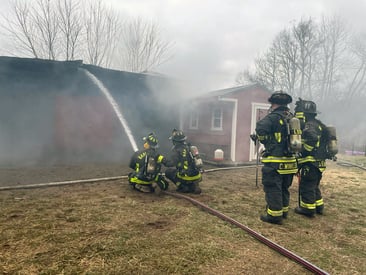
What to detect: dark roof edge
<box><xmin>197</xmin><ymin>83</ymin><xmax>271</xmax><ymax>99</ymax></box>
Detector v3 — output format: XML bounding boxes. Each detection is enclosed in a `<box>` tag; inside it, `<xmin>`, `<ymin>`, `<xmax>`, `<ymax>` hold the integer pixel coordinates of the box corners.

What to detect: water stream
<box><xmin>82</xmin><ymin>69</ymin><xmax>138</xmax><ymax>152</ymax></box>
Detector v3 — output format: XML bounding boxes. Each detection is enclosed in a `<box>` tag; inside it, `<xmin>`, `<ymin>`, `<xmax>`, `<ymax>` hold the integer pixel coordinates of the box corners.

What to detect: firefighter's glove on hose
<box><xmin>157</xmin><ymin>180</ymin><xmax>169</xmax><ymax>191</ymax></box>
<box><xmin>250</xmin><ymin>134</ymin><xmax>258</xmax><ymax>144</ymax></box>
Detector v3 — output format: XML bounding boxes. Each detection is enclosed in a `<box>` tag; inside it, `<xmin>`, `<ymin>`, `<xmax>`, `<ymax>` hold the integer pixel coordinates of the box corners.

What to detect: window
<box><xmin>189</xmin><ymin>110</ymin><xmax>199</xmax><ymax>129</ymax></box>
<box><xmin>211</xmin><ymin>108</ymin><xmax>223</xmax><ymax>130</ymax></box>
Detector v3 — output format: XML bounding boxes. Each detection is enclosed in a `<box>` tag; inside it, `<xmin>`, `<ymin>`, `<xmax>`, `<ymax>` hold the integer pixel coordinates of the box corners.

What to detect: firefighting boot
<box><xmin>260</xmin><ymin>214</ymin><xmax>283</xmax><ymax>225</ymax></box>
<box><xmin>135</xmin><ymin>184</ymin><xmax>154</xmax><ymax>193</ymax></box>
<box><xmin>316</xmin><ymin>205</ymin><xmax>324</xmax><ymax>215</ymax></box>
<box><xmin>294</xmin><ymin>207</ymin><xmax>315</xmax><ymax>217</ymax></box>
<box><xmin>176</xmin><ymin>182</ymin><xmax>190</xmax><ymax>193</ymax></box>
<box><xmin>191</xmin><ymin>182</ymin><xmax>202</xmax><ymax>194</ymax></box>
<box><xmin>282</xmin><ymin>211</ymin><xmax>288</xmax><ymax>219</ymax></box>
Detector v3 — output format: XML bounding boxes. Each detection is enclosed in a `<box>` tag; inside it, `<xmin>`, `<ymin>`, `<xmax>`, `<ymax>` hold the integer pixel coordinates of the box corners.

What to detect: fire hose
<box><xmin>0</xmin><ymin>165</ymin><xmax>344</xmax><ymax>274</ymax></box>
<box><xmin>163</xmin><ymin>190</ymin><xmax>328</xmax><ymax>275</ymax></box>
<box><xmin>337</xmin><ymin>159</ymin><xmax>366</xmax><ymax>171</ymax></box>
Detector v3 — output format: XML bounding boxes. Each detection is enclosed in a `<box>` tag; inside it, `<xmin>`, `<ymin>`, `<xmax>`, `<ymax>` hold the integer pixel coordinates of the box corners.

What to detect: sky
<box><xmin>1</xmin><ymin>0</ymin><xmax>366</xmax><ymax>92</ymax></box>
<box><xmin>104</xmin><ymin>0</ymin><xmax>366</xmax><ymax>92</ymax></box>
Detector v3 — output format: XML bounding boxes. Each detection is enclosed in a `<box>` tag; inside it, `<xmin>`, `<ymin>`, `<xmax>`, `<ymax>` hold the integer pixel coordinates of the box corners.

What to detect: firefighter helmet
<box><xmin>143</xmin><ymin>133</ymin><xmax>159</xmax><ymax>149</ymax></box>
<box><xmin>295</xmin><ymin>98</ymin><xmax>318</xmax><ymax>114</ymax></box>
<box><xmin>268</xmin><ymin>90</ymin><xmax>292</xmax><ymax>105</ymax></box>
<box><xmin>169</xmin><ymin>129</ymin><xmax>186</xmax><ymax>142</ymax></box>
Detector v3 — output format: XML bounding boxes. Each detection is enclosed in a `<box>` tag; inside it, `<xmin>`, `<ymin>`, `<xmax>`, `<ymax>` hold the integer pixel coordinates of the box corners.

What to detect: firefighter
<box><xmin>164</xmin><ymin>129</ymin><xmax>202</xmax><ymax>194</ymax></box>
<box><xmin>128</xmin><ymin>133</ymin><xmax>169</xmax><ymax>193</ymax></box>
<box><xmin>294</xmin><ymin>99</ymin><xmax>326</xmax><ymax>217</ymax></box>
<box><xmin>255</xmin><ymin>91</ymin><xmax>298</xmax><ymax>224</ymax></box>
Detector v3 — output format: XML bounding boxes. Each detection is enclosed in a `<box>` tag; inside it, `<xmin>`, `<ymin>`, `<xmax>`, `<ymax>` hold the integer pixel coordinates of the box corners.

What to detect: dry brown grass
<box><xmin>0</xmin><ymin>156</ymin><xmax>365</xmax><ymax>274</ymax></box>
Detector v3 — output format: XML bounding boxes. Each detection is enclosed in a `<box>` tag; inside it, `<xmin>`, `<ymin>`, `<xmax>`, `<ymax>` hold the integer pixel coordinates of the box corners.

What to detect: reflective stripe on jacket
<box><xmin>261</xmin><ymin>156</ymin><xmax>298</xmax><ymax>174</ymax></box>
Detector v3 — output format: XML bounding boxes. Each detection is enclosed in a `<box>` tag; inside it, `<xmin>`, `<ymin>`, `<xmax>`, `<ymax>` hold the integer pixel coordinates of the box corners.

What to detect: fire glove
<box><xmin>250</xmin><ymin>134</ymin><xmax>258</xmax><ymax>143</ymax></box>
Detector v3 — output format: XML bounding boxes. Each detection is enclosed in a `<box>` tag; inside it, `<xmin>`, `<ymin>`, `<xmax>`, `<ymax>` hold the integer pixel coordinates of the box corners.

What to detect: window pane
<box><xmin>212</xmin><ymin>108</ymin><xmax>222</xmax><ymax>129</ymax></box>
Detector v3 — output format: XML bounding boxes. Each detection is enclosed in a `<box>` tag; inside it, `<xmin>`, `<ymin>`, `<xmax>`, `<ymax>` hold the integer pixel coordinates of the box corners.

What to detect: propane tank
<box><xmin>190</xmin><ymin>145</ymin><xmax>203</xmax><ymax>168</ymax></box>
<box><xmin>289</xmin><ymin>117</ymin><xmax>302</xmax><ymax>153</ymax></box>
<box><xmin>326</xmin><ymin>126</ymin><xmax>338</xmax><ymax>156</ymax></box>
<box><xmin>214</xmin><ymin>149</ymin><xmax>224</xmax><ymax>161</ymax></box>
<box><xmin>146</xmin><ymin>156</ymin><xmax>156</xmax><ymax>174</ymax></box>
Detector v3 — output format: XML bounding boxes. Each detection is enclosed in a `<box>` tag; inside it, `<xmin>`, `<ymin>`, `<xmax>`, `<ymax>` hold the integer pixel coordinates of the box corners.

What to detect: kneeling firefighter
<box><xmin>294</xmin><ymin>99</ymin><xmax>337</xmax><ymax>217</ymax></box>
<box><xmin>255</xmin><ymin>91</ymin><xmax>298</xmax><ymax>225</ymax></box>
<box><xmin>128</xmin><ymin>133</ymin><xmax>169</xmax><ymax>193</ymax></box>
<box><xmin>164</xmin><ymin>129</ymin><xmax>203</xmax><ymax>194</ymax></box>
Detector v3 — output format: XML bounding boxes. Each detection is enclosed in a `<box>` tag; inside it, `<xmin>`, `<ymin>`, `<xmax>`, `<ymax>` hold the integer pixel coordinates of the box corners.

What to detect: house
<box><xmin>180</xmin><ymin>84</ymin><xmax>272</xmax><ymax>163</ymax></box>
<box><xmin>0</xmin><ymin>56</ymin><xmax>180</xmax><ymax>165</ymax></box>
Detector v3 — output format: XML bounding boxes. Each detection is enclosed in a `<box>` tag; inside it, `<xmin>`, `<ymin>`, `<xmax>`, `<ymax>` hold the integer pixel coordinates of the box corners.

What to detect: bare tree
<box><xmin>1</xmin><ymin>0</ymin><xmax>40</xmax><ymax>57</ymax></box>
<box><xmin>83</xmin><ymin>0</ymin><xmax>121</xmax><ymax>67</ymax></box>
<box><xmin>236</xmin><ymin>43</ymin><xmax>280</xmax><ymax>90</ymax></box>
<box><xmin>57</xmin><ymin>0</ymin><xmax>82</xmax><ymax>60</ymax></box>
<box><xmin>275</xmin><ymin>29</ymin><xmax>299</xmax><ymax>95</ymax></box>
<box><xmin>317</xmin><ymin>16</ymin><xmax>348</xmax><ymax>101</ymax></box>
<box><xmin>346</xmin><ymin>33</ymin><xmax>366</xmax><ymax>98</ymax></box>
<box><xmin>238</xmin><ymin>16</ymin><xmax>351</xmax><ymax>102</ymax></box>
<box><xmin>1</xmin><ymin>0</ymin><xmax>173</xmax><ymax>71</ymax></box>
<box><xmin>2</xmin><ymin>0</ymin><xmax>75</xmax><ymax>60</ymax></box>
<box><xmin>292</xmin><ymin>18</ymin><xmax>319</xmax><ymax>99</ymax></box>
<box><xmin>33</xmin><ymin>0</ymin><xmax>59</xmax><ymax>60</ymax></box>
<box><xmin>118</xmin><ymin>17</ymin><xmax>173</xmax><ymax>72</ymax></box>
<box><xmin>235</xmin><ymin>68</ymin><xmax>257</xmax><ymax>86</ymax></box>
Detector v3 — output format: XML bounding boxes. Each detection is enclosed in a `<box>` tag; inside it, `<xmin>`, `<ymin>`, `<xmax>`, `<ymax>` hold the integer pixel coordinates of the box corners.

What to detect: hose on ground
<box><xmin>163</xmin><ymin>190</ymin><xmax>329</xmax><ymax>275</ymax></box>
<box><xmin>0</xmin><ymin>176</ymin><xmax>127</xmax><ymax>191</ymax></box>
<box><xmin>336</xmin><ymin>159</ymin><xmax>366</xmax><ymax>171</ymax></box>
<box><xmin>0</xmin><ymin>164</ymin><xmax>332</xmax><ymax>273</ymax></box>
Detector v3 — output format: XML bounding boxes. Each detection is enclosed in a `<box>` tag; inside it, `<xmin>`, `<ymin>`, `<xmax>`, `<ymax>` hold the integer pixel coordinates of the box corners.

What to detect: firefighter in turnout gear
<box><xmin>164</xmin><ymin>129</ymin><xmax>202</xmax><ymax>194</ymax></box>
<box><xmin>255</xmin><ymin>91</ymin><xmax>298</xmax><ymax>224</ymax></box>
<box><xmin>294</xmin><ymin>99</ymin><xmax>328</xmax><ymax>217</ymax></box>
<box><xmin>128</xmin><ymin>133</ymin><xmax>169</xmax><ymax>193</ymax></box>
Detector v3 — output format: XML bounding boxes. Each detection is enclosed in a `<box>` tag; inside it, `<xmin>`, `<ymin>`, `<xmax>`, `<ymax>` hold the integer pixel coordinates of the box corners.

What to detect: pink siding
<box><xmin>55</xmin><ymin>95</ymin><xmax>117</xmax><ymax>150</ymax></box>
<box><xmin>235</xmin><ymin>87</ymin><xmax>270</xmax><ymax>162</ymax></box>
<box><xmin>182</xmin><ymin>86</ymin><xmax>270</xmax><ymax>163</ymax></box>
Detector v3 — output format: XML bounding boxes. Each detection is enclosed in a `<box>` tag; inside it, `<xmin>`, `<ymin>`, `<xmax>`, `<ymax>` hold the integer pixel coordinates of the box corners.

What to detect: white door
<box><xmin>249</xmin><ymin>103</ymin><xmax>270</xmax><ymax>161</ymax></box>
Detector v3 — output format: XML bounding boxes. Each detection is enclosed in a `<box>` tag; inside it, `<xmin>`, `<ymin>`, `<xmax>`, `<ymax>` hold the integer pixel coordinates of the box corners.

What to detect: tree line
<box><xmin>236</xmin><ymin>16</ymin><xmax>366</xmax><ymax>104</ymax></box>
<box><xmin>0</xmin><ymin>0</ymin><xmax>173</xmax><ymax>73</ymax></box>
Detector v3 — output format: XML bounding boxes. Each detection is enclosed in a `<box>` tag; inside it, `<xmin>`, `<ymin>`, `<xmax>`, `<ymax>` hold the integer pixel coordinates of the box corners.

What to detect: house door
<box><xmin>249</xmin><ymin>103</ymin><xmax>270</xmax><ymax>161</ymax></box>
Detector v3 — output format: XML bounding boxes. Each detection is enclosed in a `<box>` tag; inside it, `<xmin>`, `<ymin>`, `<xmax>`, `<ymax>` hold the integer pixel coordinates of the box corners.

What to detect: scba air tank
<box><xmin>289</xmin><ymin>117</ymin><xmax>302</xmax><ymax>153</ymax></box>
<box><xmin>326</xmin><ymin>126</ymin><xmax>338</xmax><ymax>156</ymax></box>
<box><xmin>146</xmin><ymin>157</ymin><xmax>156</xmax><ymax>173</ymax></box>
<box><xmin>190</xmin><ymin>146</ymin><xmax>203</xmax><ymax>168</ymax></box>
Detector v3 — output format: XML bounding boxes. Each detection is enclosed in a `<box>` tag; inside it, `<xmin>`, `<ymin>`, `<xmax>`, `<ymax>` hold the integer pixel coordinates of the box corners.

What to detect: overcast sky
<box><xmin>1</xmin><ymin>0</ymin><xmax>366</xmax><ymax>92</ymax></box>
<box><xmin>107</xmin><ymin>0</ymin><xmax>366</xmax><ymax>92</ymax></box>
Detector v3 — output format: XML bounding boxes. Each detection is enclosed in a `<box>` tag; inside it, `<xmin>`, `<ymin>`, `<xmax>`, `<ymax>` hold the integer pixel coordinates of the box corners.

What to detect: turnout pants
<box><xmin>298</xmin><ymin>163</ymin><xmax>323</xmax><ymax>213</ymax></box>
<box><xmin>262</xmin><ymin>164</ymin><xmax>293</xmax><ymax>217</ymax></box>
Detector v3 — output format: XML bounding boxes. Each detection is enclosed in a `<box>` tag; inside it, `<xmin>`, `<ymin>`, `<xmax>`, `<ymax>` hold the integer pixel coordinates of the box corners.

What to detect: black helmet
<box><xmin>143</xmin><ymin>133</ymin><xmax>159</xmax><ymax>148</ymax></box>
<box><xmin>169</xmin><ymin>129</ymin><xmax>186</xmax><ymax>142</ymax></box>
<box><xmin>268</xmin><ymin>90</ymin><xmax>292</xmax><ymax>105</ymax></box>
<box><xmin>295</xmin><ymin>98</ymin><xmax>317</xmax><ymax>114</ymax></box>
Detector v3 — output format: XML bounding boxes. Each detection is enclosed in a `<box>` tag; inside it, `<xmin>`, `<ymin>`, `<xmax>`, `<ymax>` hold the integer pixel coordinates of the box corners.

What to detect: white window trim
<box><xmin>211</xmin><ymin>107</ymin><xmax>223</xmax><ymax>131</ymax></box>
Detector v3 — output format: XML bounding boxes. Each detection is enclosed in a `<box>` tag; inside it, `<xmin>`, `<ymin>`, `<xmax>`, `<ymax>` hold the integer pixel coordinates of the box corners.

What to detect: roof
<box><xmin>0</xmin><ymin>56</ymin><xmax>82</xmax><ymax>74</ymax></box>
<box><xmin>197</xmin><ymin>83</ymin><xmax>271</xmax><ymax>99</ymax></box>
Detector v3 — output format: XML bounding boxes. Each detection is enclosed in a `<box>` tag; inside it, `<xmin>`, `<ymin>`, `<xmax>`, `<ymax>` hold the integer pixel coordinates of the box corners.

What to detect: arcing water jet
<box><xmin>83</xmin><ymin>69</ymin><xmax>138</xmax><ymax>152</ymax></box>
